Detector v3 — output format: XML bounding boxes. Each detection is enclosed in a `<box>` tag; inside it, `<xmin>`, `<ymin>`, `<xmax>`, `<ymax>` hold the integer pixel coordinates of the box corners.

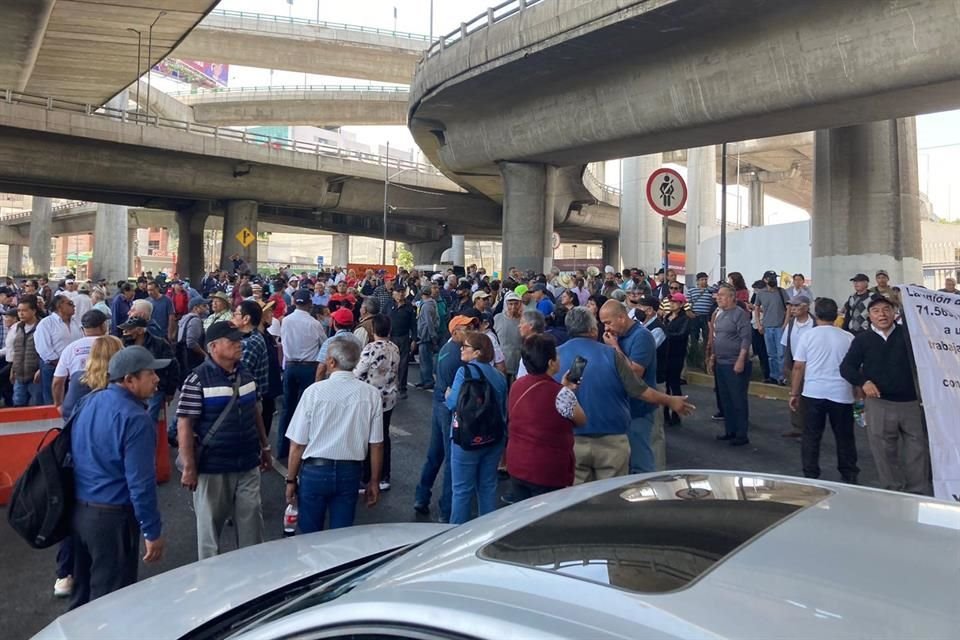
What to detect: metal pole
<box><xmin>382</xmin><ymin>142</ymin><xmax>390</xmax><ymax>265</ymax></box>
<box><xmin>146</xmin><ymin>11</ymin><xmax>165</xmax><ymax>121</ymax></box>
<box><xmin>429</xmin><ymin>0</ymin><xmax>434</xmax><ymax>41</ymax></box>
<box><xmin>720</xmin><ymin>142</ymin><xmax>728</xmax><ymax>281</ymax></box>
<box><xmin>127</xmin><ymin>29</ymin><xmax>142</xmax><ymax>116</ymax></box>
<box><xmin>316</xmin><ymin>0</ymin><xmax>320</xmax><ymax>22</ymax></box>
<box><xmin>662</xmin><ymin>217</ymin><xmax>669</xmax><ymax>279</ymax></box>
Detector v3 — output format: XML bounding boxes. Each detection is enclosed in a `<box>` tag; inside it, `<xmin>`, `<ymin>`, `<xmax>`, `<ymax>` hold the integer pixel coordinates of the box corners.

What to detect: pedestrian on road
<box><xmin>315</xmin><ymin>307</ymin><xmax>363</xmax><ymax>381</ymax></box>
<box><xmin>10</xmin><ymin>294</ymin><xmax>42</xmax><ymax>406</ymax></box>
<box><xmin>109</xmin><ymin>283</ymin><xmax>135</xmax><ymax>338</ymax></box>
<box><xmin>34</xmin><ymin>294</ymin><xmax>83</xmax><ymax>405</ymax></box>
<box><xmin>234</xmin><ymin>300</ymin><xmax>269</xmax><ymax>401</ymax></box>
<box><xmin>285</xmin><ymin>339</ymin><xmax>384</xmax><ymax>532</ymax></box>
<box><xmin>52</xmin><ymin>309</ymin><xmax>109</xmax><ymax>413</ymax></box>
<box><xmin>258</xmin><ymin>301</ymin><xmax>283</xmax><ymax>437</ymax></box>
<box><xmin>515</xmin><ymin>309</ymin><xmax>546</xmax><ymax>379</ymax></box>
<box><xmin>355</xmin><ymin>314</ymin><xmax>400</xmax><ymax>493</ymax></box>
<box><xmin>789</xmin><ymin>298</ymin><xmax>859</xmax><ymax>484</ymax></box>
<box><xmin>415</xmin><ymin>288</ymin><xmax>439</xmax><ymax>389</ymax></box>
<box><xmin>780</xmin><ymin>294</ymin><xmax>815</xmax><ymax>438</ymax></box>
<box><xmin>69</xmin><ymin>345</ymin><xmax>168</xmax><ymax>609</ymax></box>
<box><xmin>118</xmin><ymin>316</ymin><xmax>178</xmax><ymax>423</ymax></box>
<box><xmin>146</xmin><ymin>281</ymin><xmax>176</xmax><ymax>343</ymax></box>
<box><xmin>277</xmin><ymin>289</ymin><xmax>326</xmax><ymax>458</ymax></box>
<box><xmin>840</xmin><ymin>294</ymin><xmax>932</xmax><ymax>495</ymax></box>
<box><xmin>389</xmin><ymin>287</ymin><xmax>417</xmax><ymax>399</ymax></box>
<box><xmin>685</xmin><ymin>272</ymin><xmax>717</xmax><ymax>344</ymax></box>
<box><xmin>707</xmin><ymin>285</ymin><xmax>753</xmax><ymax>446</ymax></box>
<box><xmin>493</xmin><ymin>291</ymin><xmax>523</xmax><ymax>384</ymax></box>
<box><xmin>752</xmin><ymin>270</ymin><xmax>789</xmax><ymax>384</ymax></box>
<box><xmin>176</xmin><ymin>321</ymin><xmax>272</xmax><ymax>560</ymax></box>
<box><xmin>203</xmin><ymin>291</ymin><xmax>233</xmax><ymax>330</ymax></box>
<box><xmin>841</xmin><ymin>274</ymin><xmax>872</xmax><ymax>335</ymax></box>
<box><xmin>662</xmin><ymin>293</ymin><xmax>691</xmax><ymax>426</ymax></box>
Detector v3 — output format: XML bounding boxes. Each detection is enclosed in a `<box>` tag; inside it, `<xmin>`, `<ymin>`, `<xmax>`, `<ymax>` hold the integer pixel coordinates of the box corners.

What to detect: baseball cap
<box><xmin>4</xmin><ymin>307</ymin><xmax>18</xmax><ymax>318</ymax></box>
<box><xmin>503</xmin><ymin>291</ymin><xmax>521</xmax><ymax>303</ymax></box>
<box><xmin>876</xmin><ymin>269</ymin><xmax>889</xmax><ymax>278</ymax></box>
<box><xmin>0</xmin><ymin>286</ymin><xmax>10</xmax><ymax>296</ymax></box>
<box><xmin>472</xmin><ymin>290</ymin><xmax>490</xmax><ymax>301</ymax></box>
<box><xmin>788</xmin><ymin>294</ymin><xmax>811</xmax><ymax>305</ymax></box>
<box><xmin>850</xmin><ymin>273</ymin><xmax>870</xmax><ymax>282</ymax></box>
<box><xmin>331</xmin><ymin>307</ymin><xmax>354</xmax><ymax>327</ymax></box>
<box><xmin>65</xmin><ymin>279</ymin><xmax>75</xmax><ymax>285</ymax></box>
<box><xmin>188</xmin><ymin>295</ymin><xmax>210</xmax><ymax>310</ymax></box>
<box><xmin>293</xmin><ymin>289</ymin><xmax>312</xmax><ymax>304</ymax></box>
<box><xmin>78</xmin><ymin>282</ymin><xmax>91</xmax><ymax>293</ymax></box>
<box><xmin>80</xmin><ymin>309</ymin><xmax>108</xmax><ymax>328</ymax></box>
<box><xmin>531</xmin><ymin>283</ymin><xmax>547</xmax><ymax>293</ymax></box>
<box><xmin>696</xmin><ymin>272</ymin><xmax>709</xmax><ymax>279</ymax></box>
<box><xmin>514</xmin><ymin>284</ymin><xmax>528</xmax><ymax>297</ymax></box>
<box><xmin>448</xmin><ymin>314</ymin><xmax>474</xmax><ymax>334</ymax></box>
<box><xmin>670</xmin><ymin>292</ymin><xmax>687</xmax><ymax>304</ymax></box>
<box><xmin>604</xmin><ymin>265</ymin><xmax>615</xmax><ymax>274</ymax></box>
<box><xmin>638</xmin><ymin>296</ymin><xmax>660</xmax><ymax>309</ymax></box>
<box><xmin>205</xmin><ymin>321</ymin><xmax>244</xmax><ymax>343</ymax></box>
<box><xmin>456</xmin><ymin>281</ymin><xmax>472</xmax><ymax>291</ymax></box>
<box><xmin>117</xmin><ymin>316</ymin><xmax>148</xmax><ymax>330</ymax></box>
<box><xmin>867</xmin><ymin>293</ymin><xmax>895</xmax><ymax>309</ymax></box>
<box><xmin>108</xmin><ymin>345</ymin><xmax>171</xmax><ymax>382</ymax></box>
<box><xmin>763</xmin><ymin>270</ymin><xmax>778</xmax><ymax>279</ymax></box>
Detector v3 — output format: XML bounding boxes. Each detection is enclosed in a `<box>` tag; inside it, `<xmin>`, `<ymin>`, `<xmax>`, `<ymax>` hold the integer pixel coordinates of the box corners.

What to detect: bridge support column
<box><xmin>499</xmin><ymin>162</ymin><xmax>554</xmax><ymax>275</ymax></box>
<box><xmin>177</xmin><ymin>209</ymin><xmax>209</xmax><ymax>286</ymax></box>
<box><xmin>812</xmin><ymin>118</ymin><xmax>922</xmax><ymax>302</ymax></box>
<box><xmin>685</xmin><ymin>145</ymin><xmax>718</xmax><ymax>282</ymax></box>
<box><xmin>6</xmin><ymin>245</ymin><xmax>23</xmax><ymax>276</ymax></box>
<box><xmin>331</xmin><ymin>234</ymin><xmax>350</xmax><ymax>268</ymax></box>
<box><xmin>91</xmin><ymin>203</ymin><xmax>129</xmax><ymax>284</ymax></box>
<box><xmin>748</xmin><ymin>177</ymin><xmax>765</xmax><ymax>227</ymax></box>
<box><xmin>29</xmin><ymin>197</ymin><xmax>52</xmax><ymax>275</ymax></box>
<box><xmin>450</xmin><ymin>235</ymin><xmax>465</xmax><ymax>267</ymax></box>
<box><xmin>128</xmin><ymin>228</ymin><xmax>138</xmax><ymax>277</ymax></box>
<box><xmin>602</xmin><ymin>237</ymin><xmax>620</xmax><ymax>272</ymax></box>
<box><xmin>620</xmin><ymin>155</ymin><xmax>663</xmax><ymax>271</ymax></box>
<box><xmin>410</xmin><ymin>239</ymin><xmax>448</xmax><ymax>266</ymax></box>
<box><xmin>220</xmin><ymin>200</ymin><xmax>258</xmax><ymax>273</ymax></box>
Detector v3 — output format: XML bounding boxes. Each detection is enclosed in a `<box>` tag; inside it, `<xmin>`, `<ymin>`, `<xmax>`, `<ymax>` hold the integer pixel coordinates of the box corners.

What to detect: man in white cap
<box><xmin>494</xmin><ymin>291</ymin><xmax>524</xmax><ymax>383</ymax></box>
<box><xmin>472</xmin><ymin>289</ymin><xmax>491</xmax><ymax>314</ymax></box>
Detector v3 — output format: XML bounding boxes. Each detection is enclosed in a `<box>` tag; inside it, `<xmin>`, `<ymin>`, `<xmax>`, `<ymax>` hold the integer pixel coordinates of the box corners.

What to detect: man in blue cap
<box><xmin>177</xmin><ymin>295</ymin><xmax>210</xmax><ymax>375</ymax></box>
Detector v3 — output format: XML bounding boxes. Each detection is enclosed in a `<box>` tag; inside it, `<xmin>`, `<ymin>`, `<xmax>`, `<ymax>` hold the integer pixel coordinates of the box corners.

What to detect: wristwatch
<box><xmin>285</xmin><ymin>478</ymin><xmax>297</xmax><ymax>485</ymax></box>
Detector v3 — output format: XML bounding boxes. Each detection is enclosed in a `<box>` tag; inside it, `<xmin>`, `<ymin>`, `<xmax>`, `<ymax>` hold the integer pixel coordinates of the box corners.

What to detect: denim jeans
<box><xmin>13</xmin><ymin>380</ymin><xmax>41</xmax><ymax>407</ymax></box>
<box><xmin>278</xmin><ymin>363</ymin><xmax>317</xmax><ymax>459</ymax></box>
<box><xmin>297</xmin><ymin>461</ymin><xmax>362</xmax><ymax>533</ymax></box>
<box><xmin>627</xmin><ymin>413</ymin><xmax>656</xmax><ymax>474</ymax></box>
<box><xmin>763</xmin><ymin>326</ymin><xmax>784</xmax><ymax>380</ymax></box>
<box><xmin>715</xmin><ymin>361</ymin><xmax>752</xmax><ymax>441</ymax></box>
<box><xmin>450</xmin><ymin>439</ymin><xmax>505</xmax><ymax>525</ymax></box>
<box><xmin>414</xmin><ymin>399</ymin><xmax>452</xmax><ymax>520</ymax></box>
<box><xmin>40</xmin><ymin>360</ymin><xmax>57</xmax><ymax>405</ymax></box>
<box><xmin>418</xmin><ymin>339</ymin><xmax>436</xmax><ymax>387</ymax></box>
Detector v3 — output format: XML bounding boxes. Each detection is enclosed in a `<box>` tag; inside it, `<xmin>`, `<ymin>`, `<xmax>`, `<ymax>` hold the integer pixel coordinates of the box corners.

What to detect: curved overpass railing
<box><xmin>0</xmin><ymin>89</ymin><xmax>442</xmax><ymax>177</ymax></box>
<box><xmin>423</xmin><ymin>0</ymin><xmax>545</xmax><ymax>61</ymax></box>
<box><xmin>169</xmin><ymin>85</ymin><xmax>410</xmax><ymax>98</ymax></box>
<box><xmin>207</xmin><ymin>8</ymin><xmax>431</xmax><ymax>43</ymax></box>
<box><xmin>0</xmin><ymin>199</ymin><xmax>86</xmax><ymax>222</ymax></box>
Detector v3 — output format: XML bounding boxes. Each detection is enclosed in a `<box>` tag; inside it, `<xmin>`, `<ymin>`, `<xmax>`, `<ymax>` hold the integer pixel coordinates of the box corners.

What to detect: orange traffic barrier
<box><xmin>156</xmin><ymin>407</ymin><xmax>171</xmax><ymax>484</ymax></box>
<box><xmin>0</xmin><ymin>406</ymin><xmax>64</xmax><ymax>505</ymax></box>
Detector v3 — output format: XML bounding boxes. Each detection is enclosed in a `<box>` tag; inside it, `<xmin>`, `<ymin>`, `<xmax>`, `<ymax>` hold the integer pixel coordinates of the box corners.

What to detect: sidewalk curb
<box><xmin>685</xmin><ymin>371</ymin><xmax>790</xmax><ymax>401</ymax></box>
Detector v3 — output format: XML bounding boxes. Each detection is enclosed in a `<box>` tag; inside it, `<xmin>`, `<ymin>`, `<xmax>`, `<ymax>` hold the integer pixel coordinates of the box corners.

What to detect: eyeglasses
<box><xmin>460</xmin><ymin>345</ymin><xmax>475</xmax><ymax>352</ymax></box>
<box><xmin>669</xmin><ymin>286</ymin><xmax>681</xmax><ymax>291</ymax></box>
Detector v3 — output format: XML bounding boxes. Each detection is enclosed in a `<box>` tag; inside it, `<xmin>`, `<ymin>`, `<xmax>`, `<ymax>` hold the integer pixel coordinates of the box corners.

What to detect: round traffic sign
<box><xmin>645</xmin><ymin>168</ymin><xmax>687</xmax><ymax>217</ymax></box>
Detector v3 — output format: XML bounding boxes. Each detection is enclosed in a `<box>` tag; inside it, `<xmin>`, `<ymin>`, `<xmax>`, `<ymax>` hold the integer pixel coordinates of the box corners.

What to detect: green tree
<box><xmin>396</xmin><ymin>244</ymin><xmax>414</xmax><ymax>270</ymax></box>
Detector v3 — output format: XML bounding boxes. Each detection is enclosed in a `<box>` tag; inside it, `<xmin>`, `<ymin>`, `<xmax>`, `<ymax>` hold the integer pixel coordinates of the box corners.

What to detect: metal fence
<box><xmin>207</xmin><ymin>8</ymin><xmax>431</xmax><ymax>42</ymax></box>
<box><xmin>169</xmin><ymin>84</ymin><xmax>410</xmax><ymax>98</ymax></box>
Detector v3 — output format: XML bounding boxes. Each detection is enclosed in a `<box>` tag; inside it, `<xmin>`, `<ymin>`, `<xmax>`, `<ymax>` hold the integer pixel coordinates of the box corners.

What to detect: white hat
<box><xmin>604</xmin><ymin>265</ymin><xmax>615</xmax><ymax>274</ymax></box>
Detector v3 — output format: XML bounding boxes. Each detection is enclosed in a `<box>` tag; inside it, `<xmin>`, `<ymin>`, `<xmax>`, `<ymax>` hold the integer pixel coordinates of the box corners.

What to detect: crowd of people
<box><xmin>3</xmin><ymin>258</ymin><xmax>940</xmax><ymax>611</ymax></box>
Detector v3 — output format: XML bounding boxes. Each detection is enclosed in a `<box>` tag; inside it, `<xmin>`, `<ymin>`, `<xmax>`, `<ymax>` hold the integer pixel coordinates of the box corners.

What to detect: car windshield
<box><xmin>480</xmin><ymin>473</ymin><xmax>831</xmax><ymax>594</ymax></box>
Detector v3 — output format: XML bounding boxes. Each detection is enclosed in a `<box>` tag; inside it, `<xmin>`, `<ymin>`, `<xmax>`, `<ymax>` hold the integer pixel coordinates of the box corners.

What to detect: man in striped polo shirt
<box><xmin>176</xmin><ymin>321</ymin><xmax>272</xmax><ymax>560</ymax></box>
<box><xmin>686</xmin><ymin>272</ymin><xmax>718</xmax><ymax>345</ymax></box>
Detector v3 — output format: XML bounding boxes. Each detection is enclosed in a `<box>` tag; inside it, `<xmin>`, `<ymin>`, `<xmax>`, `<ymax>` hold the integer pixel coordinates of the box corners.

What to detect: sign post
<box><xmin>645</xmin><ymin>168</ymin><xmax>687</xmax><ymax>276</ymax></box>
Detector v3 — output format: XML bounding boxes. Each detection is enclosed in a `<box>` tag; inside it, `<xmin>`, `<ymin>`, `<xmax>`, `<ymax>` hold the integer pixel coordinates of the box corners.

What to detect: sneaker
<box><xmin>54</xmin><ymin>576</ymin><xmax>73</xmax><ymax>598</ymax></box>
<box><xmin>379</xmin><ymin>479</ymin><xmax>391</xmax><ymax>491</ymax></box>
<box><xmin>358</xmin><ymin>486</ymin><xmax>366</xmax><ymax>495</ymax></box>
<box><xmin>500</xmin><ymin>494</ymin><xmax>518</xmax><ymax>506</ymax></box>
<box><xmin>711</xmin><ymin>412</ymin><xmax>725</xmax><ymax>421</ymax></box>
<box><xmin>413</xmin><ymin>501</ymin><xmax>429</xmax><ymax>515</ymax></box>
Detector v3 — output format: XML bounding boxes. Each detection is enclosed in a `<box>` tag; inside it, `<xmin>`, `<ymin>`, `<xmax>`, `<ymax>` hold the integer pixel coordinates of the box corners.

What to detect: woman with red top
<box><xmin>506</xmin><ymin>334</ymin><xmax>586</xmax><ymax>501</ymax></box>
<box><xmin>728</xmin><ymin>272</ymin><xmax>750</xmax><ymax>306</ymax></box>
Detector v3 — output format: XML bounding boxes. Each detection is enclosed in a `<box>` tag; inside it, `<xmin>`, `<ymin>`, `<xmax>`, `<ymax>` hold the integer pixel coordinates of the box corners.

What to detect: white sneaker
<box><xmin>379</xmin><ymin>479</ymin><xmax>391</xmax><ymax>491</ymax></box>
<box><xmin>54</xmin><ymin>576</ymin><xmax>73</xmax><ymax>597</ymax></box>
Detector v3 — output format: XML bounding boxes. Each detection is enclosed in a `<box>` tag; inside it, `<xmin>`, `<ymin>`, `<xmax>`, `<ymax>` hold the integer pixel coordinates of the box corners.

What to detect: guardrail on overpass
<box><xmin>0</xmin><ymin>200</ymin><xmax>86</xmax><ymax>222</ymax></box>
<box><xmin>169</xmin><ymin>85</ymin><xmax>410</xmax><ymax>99</ymax></box>
<box><xmin>0</xmin><ymin>89</ymin><xmax>441</xmax><ymax>177</ymax></box>
<box><xmin>423</xmin><ymin>0</ymin><xmax>545</xmax><ymax>60</ymax></box>
<box><xmin>206</xmin><ymin>8</ymin><xmax>431</xmax><ymax>43</ymax></box>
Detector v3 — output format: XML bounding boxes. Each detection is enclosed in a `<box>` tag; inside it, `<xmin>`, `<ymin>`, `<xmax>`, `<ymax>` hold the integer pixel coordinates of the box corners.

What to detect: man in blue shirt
<box><xmin>600</xmin><ymin>300</ymin><xmax>659</xmax><ymax>473</ymax></box>
<box><xmin>69</xmin><ymin>345</ymin><xmax>168</xmax><ymax>609</ymax></box>
<box><xmin>109</xmin><ymin>283</ymin><xmax>135</xmax><ymax>337</ymax></box>
<box><xmin>146</xmin><ymin>280</ymin><xmax>176</xmax><ymax>342</ymax></box>
<box><xmin>530</xmin><ymin>283</ymin><xmax>555</xmax><ymax>318</ymax></box>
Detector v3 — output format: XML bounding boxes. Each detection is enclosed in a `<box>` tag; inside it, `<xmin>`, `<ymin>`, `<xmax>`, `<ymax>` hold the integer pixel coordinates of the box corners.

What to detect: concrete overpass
<box><xmin>1</xmin><ymin>0</ymin><xmax>219</xmax><ymax>105</ymax></box>
<box><xmin>169</xmin><ymin>85</ymin><xmax>410</xmax><ymax>127</ymax></box>
<box><xmin>175</xmin><ymin>9</ymin><xmax>428</xmax><ymax>84</ymax></box>
<box><xmin>410</xmin><ymin>0</ymin><xmax>957</xmax><ymax>296</ymax></box>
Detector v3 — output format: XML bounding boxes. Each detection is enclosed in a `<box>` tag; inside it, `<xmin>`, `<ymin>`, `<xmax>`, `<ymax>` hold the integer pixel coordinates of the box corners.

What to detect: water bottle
<box><xmin>853</xmin><ymin>401</ymin><xmax>866</xmax><ymax>429</ymax></box>
<box><xmin>283</xmin><ymin>504</ymin><xmax>298</xmax><ymax>537</ymax></box>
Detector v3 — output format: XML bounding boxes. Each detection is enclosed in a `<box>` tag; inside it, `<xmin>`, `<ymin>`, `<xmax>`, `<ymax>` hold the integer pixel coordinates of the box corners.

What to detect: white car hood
<box><xmin>34</xmin><ymin>523</ymin><xmax>450</xmax><ymax>640</ymax></box>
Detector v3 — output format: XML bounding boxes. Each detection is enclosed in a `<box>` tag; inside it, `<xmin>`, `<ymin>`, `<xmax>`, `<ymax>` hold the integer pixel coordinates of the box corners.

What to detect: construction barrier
<box><xmin>0</xmin><ymin>406</ymin><xmax>63</xmax><ymax>506</ymax></box>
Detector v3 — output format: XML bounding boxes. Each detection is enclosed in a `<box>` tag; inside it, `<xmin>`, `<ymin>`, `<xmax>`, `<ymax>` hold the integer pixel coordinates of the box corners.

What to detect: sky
<box><xmin>198</xmin><ymin>0</ymin><xmax>960</xmax><ymax>221</ymax></box>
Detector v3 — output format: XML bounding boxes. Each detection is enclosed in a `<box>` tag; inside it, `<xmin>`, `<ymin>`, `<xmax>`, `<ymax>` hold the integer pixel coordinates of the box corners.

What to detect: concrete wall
<box><xmin>699</xmin><ymin>221</ymin><xmax>812</xmax><ymax>286</ymax></box>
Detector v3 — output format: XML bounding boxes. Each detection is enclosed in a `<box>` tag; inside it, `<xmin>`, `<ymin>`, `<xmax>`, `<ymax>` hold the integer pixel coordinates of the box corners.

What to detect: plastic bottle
<box><xmin>283</xmin><ymin>504</ymin><xmax>298</xmax><ymax>537</ymax></box>
<box><xmin>853</xmin><ymin>400</ymin><xmax>866</xmax><ymax>429</ymax></box>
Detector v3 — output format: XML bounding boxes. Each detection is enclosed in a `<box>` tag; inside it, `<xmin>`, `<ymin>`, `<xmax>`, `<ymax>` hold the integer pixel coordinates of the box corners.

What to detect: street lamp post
<box><xmin>127</xmin><ymin>28</ymin><xmax>143</xmax><ymax>116</ymax></box>
<box><xmin>382</xmin><ymin>142</ymin><xmax>390</xmax><ymax>265</ymax></box>
<box><xmin>145</xmin><ymin>11</ymin><xmax>166</xmax><ymax>121</ymax></box>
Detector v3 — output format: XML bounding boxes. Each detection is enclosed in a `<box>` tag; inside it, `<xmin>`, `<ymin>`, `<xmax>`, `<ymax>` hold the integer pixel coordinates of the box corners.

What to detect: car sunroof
<box><xmin>480</xmin><ymin>473</ymin><xmax>831</xmax><ymax>594</ymax></box>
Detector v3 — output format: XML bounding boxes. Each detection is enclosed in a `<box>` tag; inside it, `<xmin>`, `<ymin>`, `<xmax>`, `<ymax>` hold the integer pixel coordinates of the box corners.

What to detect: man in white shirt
<box><xmin>788</xmin><ymin>297</ymin><xmax>859</xmax><ymax>484</ymax></box>
<box><xmin>786</xmin><ymin>273</ymin><xmax>814</xmax><ymax>301</ymax></box>
<box><xmin>514</xmin><ymin>309</ymin><xmax>546</xmax><ymax>379</ymax></box>
<box><xmin>780</xmin><ymin>294</ymin><xmax>816</xmax><ymax>438</ymax></box>
<box><xmin>284</xmin><ymin>339</ymin><xmax>383</xmax><ymax>533</ymax></box>
<box><xmin>51</xmin><ymin>309</ymin><xmax>109</xmax><ymax>411</ymax></box>
<box><xmin>34</xmin><ymin>294</ymin><xmax>83</xmax><ymax>405</ymax></box>
<box><xmin>73</xmin><ymin>283</ymin><xmax>94</xmax><ymax>319</ymax></box>
<box><xmin>277</xmin><ymin>290</ymin><xmax>327</xmax><ymax>459</ymax></box>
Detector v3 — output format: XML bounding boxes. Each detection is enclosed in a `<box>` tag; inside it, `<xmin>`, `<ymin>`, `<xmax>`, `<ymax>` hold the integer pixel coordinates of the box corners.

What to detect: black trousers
<box><xmin>801</xmin><ymin>397</ymin><xmax>859</xmax><ymax>482</ymax></box>
<box><xmin>70</xmin><ymin>503</ymin><xmax>140</xmax><ymax>610</ymax></box>
<box><xmin>391</xmin><ymin>336</ymin><xmax>412</xmax><ymax>391</ymax></box>
<box><xmin>752</xmin><ymin>328</ymin><xmax>770</xmax><ymax>379</ymax></box>
<box><xmin>261</xmin><ymin>395</ymin><xmax>277</xmax><ymax>437</ymax></box>
<box><xmin>363</xmin><ymin>409</ymin><xmax>393</xmax><ymax>483</ymax></box>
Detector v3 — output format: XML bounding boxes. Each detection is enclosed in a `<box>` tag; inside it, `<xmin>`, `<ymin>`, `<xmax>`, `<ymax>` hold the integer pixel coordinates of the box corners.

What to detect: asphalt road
<box><xmin>0</xmin><ymin>370</ymin><xmax>881</xmax><ymax>639</ymax></box>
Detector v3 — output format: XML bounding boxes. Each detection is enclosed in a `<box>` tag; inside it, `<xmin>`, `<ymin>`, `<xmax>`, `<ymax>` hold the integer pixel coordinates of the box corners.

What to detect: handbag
<box><xmin>175</xmin><ymin>379</ymin><xmax>240</xmax><ymax>471</ymax></box>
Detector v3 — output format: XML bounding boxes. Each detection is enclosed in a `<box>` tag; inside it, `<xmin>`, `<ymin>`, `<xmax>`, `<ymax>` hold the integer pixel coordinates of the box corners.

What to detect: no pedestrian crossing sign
<box><xmin>645</xmin><ymin>168</ymin><xmax>687</xmax><ymax>217</ymax></box>
<box><xmin>235</xmin><ymin>227</ymin><xmax>255</xmax><ymax>248</ymax></box>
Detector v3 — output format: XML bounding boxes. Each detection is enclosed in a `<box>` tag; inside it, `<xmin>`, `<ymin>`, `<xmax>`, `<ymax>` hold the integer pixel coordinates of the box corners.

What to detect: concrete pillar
<box><xmin>331</xmin><ymin>234</ymin><xmax>350</xmax><ymax>267</ymax></box>
<box><xmin>450</xmin><ymin>235</ymin><xmax>465</xmax><ymax>267</ymax></box>
<box><xmin>602</xmin><ymin>237</ymin><xmax>621</xmax><ymax>272</ymax></box>
<box><xmin>219</xmin><ymin>200</ymin><xmax>258</xmax><ymax>273</ymax></box>
<box><xmin>748</xmin><ymin>177</ymin><xmax>765</xmax><ymax>227</ymax></box>
<box><xmin>685</xmin><ymin>145</ymin><xmax>718</xmax><ymax>281</ymax></box>
<box><xmin>410</xmin><ymin>239</ymin><xmax>448</xmax><ymax>265</ymax></box>
<box><xmin>6</xmin><ymin>245</ymin><xmax>23</xmax><ymax>276</ymax></box>
<box><xmin>620</xmin><ymin>155</ymin><xmax>663</xmax><ymax>270</ymax></box>
<box><xmin>499</xmin><ymin>162</ymin><xmax>554</xmax><ymax>275</ymax></box>
<box><xmin>29</xmin><ymin>197</ymin><xmax>52</xmax><ymax>275</ymax></box>
<box><xmin>128</xmin><ymin>228</ymin><xmax>138</xmax><ymax>277</ymax></box>
<box><xmin>176</xmin><ymin>209</ymin><xmax>208</xmax><ymax>285</ymax></box>
<box><xmin>91</xmin><ymin>203</ymin><xmax>129</xmax><ymax>284</ymax></box>
<box><xmin>812</xmin><ymin>118</ymin><xmax>923</xmax><ymax>302</ymax></box>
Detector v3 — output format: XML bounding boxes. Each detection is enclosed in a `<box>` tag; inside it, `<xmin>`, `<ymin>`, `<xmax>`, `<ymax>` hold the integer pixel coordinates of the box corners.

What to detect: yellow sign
<box><xmin>235</xmin><ymin>227</ymin><xmax>255</xmax><ymax>248</ymax></box>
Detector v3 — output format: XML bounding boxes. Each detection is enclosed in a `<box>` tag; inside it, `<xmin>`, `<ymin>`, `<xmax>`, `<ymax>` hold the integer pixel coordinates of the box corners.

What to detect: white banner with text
<box><xmin>899</xmin><ymin>285</ymin><xmax>960</xmax><ymax>502</ymax></box>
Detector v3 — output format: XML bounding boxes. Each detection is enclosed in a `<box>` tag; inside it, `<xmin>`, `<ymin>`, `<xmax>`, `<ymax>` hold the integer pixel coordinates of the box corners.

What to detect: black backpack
<box><xmin>453</xmin><ymin>363</ymin><xmax>505</xmax><ymax>450</ymax></box>
<box><xmin>6</xmin><ymin>394</ymin><xmax>95</xmax><ymax>549</ymax></box>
